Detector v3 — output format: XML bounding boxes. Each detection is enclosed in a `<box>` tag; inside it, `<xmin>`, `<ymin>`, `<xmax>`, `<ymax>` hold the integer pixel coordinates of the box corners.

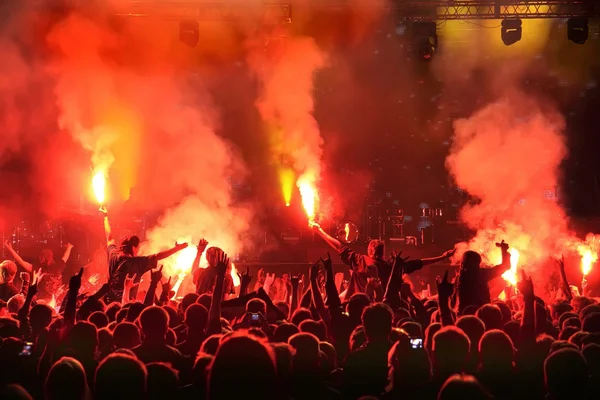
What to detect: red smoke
<box><xmin>447</xmin><ymin>92</ymin><xmax>596</xmax><ymax>290</ymax></box>
<box><xmin>247</xmin><ymin>31</ymin><xmax>326</xmax><ymax>215</ymax></box>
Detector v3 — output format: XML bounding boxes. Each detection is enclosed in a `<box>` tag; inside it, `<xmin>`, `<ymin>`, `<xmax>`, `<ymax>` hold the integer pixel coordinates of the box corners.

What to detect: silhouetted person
<box><xmin>195</xmin><ymin>247</ymin><xmax>235</xmax><ymax>300</ymax></box>
<box><xmin>343</xmin><ymin>303</ymin><xmax>394</xmax><ymax>399</ymax></box>
<box><xmin>0</xmin><ymin>261</ymin><xmax>18</xmax><ymax>303</ymax></box>
<box><xmin>208</xmin><ymin>333</ymin><xmax>278</xmax><ymax>400</ymax></box>
<box><xmin>438</xmin><ymin>374</ymin><xmax>492</xmax><ymax>400</ymax></box>
<box><xmin>100</xmin><ymin>206</ymin><xmax>187</xmax><ymax>302</ymax></box>
<box><xmin>311</xmin><ymin>223</ymin><xmax>454</xmax><ymax>300</ymax></box>
<box><xmin>147</xmin><ymin>362</ymin><xmax>179</xmax><ymax>400</ymax></box>
<box><xmin>94</xmin><ymin>354</ymin><xmax>147</xmax><ymax>400</ymax></box>
<box><xmin>132</xmin><ymin>306</ymin><xmax>184</xmax><ymax>371</ymax></box>
<box><xmin>432</xmin><ymin>326</ymin><xmax>471</xmax><ymax>392</ymax></box>
<box><xmin>383</xmin><ymin>331</ymin><xmax>432</xmax><ymax>400</ymax></box>
<box><xmin>45</xmin><ymin>357</ymin><xmax>89</xmax><ymax>400</ymax></box>
<box><xmin>477</xmin><ymin>329</ymin><xmax>517</xmax><ymax>399</ymax></box>
<box><xmin>176</xmin><ymin>303</ymin><xmax>208</xmax><ymax>358</ymax></box>
<box><xmin>544</xmin><ymin>348</ymin><xmax>589</xmax><ymax>400</ymax></box>
<box><xmin>453</xmin><ymin>244</ymin><xmax>510</xmax><ymax>314</ymax></box>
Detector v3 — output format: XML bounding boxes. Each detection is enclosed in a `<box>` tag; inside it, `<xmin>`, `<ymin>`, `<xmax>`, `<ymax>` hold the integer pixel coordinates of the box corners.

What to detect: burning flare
<box><xmin>92</xmin><ymin>171</ymin><xmax>107</xmax><ymax>204</ymax></box>
<box><xmin>501</xmin><ymin>249</ymin><xmax>520</xmax><ymax>287</ymax></box>
<box><xmin>161</xmin><ymin>238</ymin><xmax>241</xmax><ymax>298</ymax></box>
<box><xmin>298</xmin><ymin>175</ymin><xmax>317</xmax><ymax>222</ymax></box>
<box><xmin>578</xmin><ymin>246</ymin><xmax>598</xmax><ymax>276</ymax></box>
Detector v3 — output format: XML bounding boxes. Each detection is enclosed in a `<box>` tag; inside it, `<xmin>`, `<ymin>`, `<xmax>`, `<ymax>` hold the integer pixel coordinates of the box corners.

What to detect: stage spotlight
<box><xmin>413</xmin><ymin>21</ymin><xmax>437</xmax><ymax>61</ymax></box>
<box><xmin>179</xmin><ymin>20</ymin><xmax>199</xmax><ymax>47</ymax></box>
<box><xmin>501</xmin><ymin>19</ymin><xmax>522</xmax><ymax>46</ymax></box>
<box><xmin>568</xmin><ymin>17</ymin><xmax>588</xmax><ymax>44</ymax></box>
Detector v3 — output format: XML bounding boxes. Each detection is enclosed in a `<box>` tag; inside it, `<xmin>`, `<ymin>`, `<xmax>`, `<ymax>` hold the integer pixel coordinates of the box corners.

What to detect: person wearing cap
<box><xmin>0</xmin><ymin>260</ymin><xmax>19</xmax><ymax>303</ymax></box>
<box><xmin>99</xmin><ymin>206</ymin><xmax>188</xmax><ymax>303</ymax></box>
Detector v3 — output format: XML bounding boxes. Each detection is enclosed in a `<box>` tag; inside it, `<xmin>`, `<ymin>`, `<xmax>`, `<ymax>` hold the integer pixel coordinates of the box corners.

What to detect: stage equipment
<box><xmin>501</xmin><ymin>18</ymin><xmax>522</xmax><ymax>45</ymax></box>
<box><xmin>114</xmin><ymin>2</ymin><xmax>292</xmax><ymax>24</ymax></box>
<box><xmin>387</xmin><ymin>208</ymin><xmax>405</xmax><ymax>241</ymax></box>
<box><xmin>568</xmin><ymin>17</ymin><xmax>589</xmax><ymax>44</ymax></box>
<box><xmin>412</xmin><ymin>21</ymin><xmax>437</xmax><ymax>60</ymax></box>
<box><xmin>336</xmin><ymin>222</ymin><xmax>360</xmax><ymax>244</ymax></box>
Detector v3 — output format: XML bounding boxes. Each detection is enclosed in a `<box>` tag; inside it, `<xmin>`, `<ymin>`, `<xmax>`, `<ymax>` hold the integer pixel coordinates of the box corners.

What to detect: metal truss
<box><xmin>395</xmin><ymin>1</ymin><xmax>600</xmax><ymax>20</ymax></box>
<box><xmin>113</xmin><ymin>2</ymin><xmax>292</xmax><ymax>24</ymax></box>
<box><xmin>112</xmin><ymin>1</ymin><xmax>600</xmax><ymax>23</ymax></box>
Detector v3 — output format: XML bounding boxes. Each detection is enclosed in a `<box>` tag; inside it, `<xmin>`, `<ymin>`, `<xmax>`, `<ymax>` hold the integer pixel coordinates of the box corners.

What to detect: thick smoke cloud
<box><xmin>247</xmin><ymin>33</ymin><xmax>326</xmax><ymax>211</ymax></box>
<box><xmin>0</xmin><ymin>3</ymin><xmax>255</xmax><ymax>280</ymax></box>
<box><xmin>446</xmin><ymin>92</ymin><xmax>581</xmax><ymax>285</ymax></box>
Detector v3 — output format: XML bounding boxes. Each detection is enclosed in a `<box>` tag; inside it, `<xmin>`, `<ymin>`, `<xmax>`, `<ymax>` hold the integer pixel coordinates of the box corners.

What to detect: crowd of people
<box><xmin>0</xmin><ymin>208</ymin><xmax>599</xmax><ymax>400</ymax></box>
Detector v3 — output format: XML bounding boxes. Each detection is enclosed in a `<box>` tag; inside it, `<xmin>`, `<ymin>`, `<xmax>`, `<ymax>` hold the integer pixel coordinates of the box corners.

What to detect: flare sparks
<box><xmin>501</xmin><ymin>249</ymin><xmax>520</xmax><ymax>286</ymax></box>
<box><xmin>298</xmin><ymin>176</ymin><xmax>317</xmax><ymax>222</ymax></box>
<box><xmin>92</xmin><ymin>171</ymin><xmax>107</xmax><ymax>204</ymax></box>
<box><xmin>578</xmin><ymin>246</ymin><xmax>598</xmax><ymax>276</ymax></box>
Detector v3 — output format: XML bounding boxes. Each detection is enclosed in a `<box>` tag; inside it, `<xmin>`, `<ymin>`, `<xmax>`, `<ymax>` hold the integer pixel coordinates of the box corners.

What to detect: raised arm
<box><xmin>310</xmin><ymin>222</ymin><xmax>344</xmax><ymax>253</ymax></box>
<box><xmin>207</xmin><ymin>252</ymin><xmax>229</xmax><ymax>335</ymax></box>
<box><xmin>191</xmin><ymin>239</ymin><xmax>208</xmax><ymax>277</ymax></box>
<box><xmin>556</xmin><ymin>256</ymin><xmax>573</xmax><ymax>302</ymax></box>
<box><xmin>436</xmin><ymin>270</ymin><xmax>455</xmax><ymax>326</ymax></box>
<box><xmin>98</xmin><ymin>206</ymin><xmax>115</xmax><ymax>247</ymax></box>
<box><xmin>420</xmin><ymin>248</ymin><xmax>456</xmax><ymax>267</ymax></box>
<box><xmin>61</xmin><ymin>243</ymin><xmax>74</xmax><ymax>264</ymax></box>
<box><xmin>3</xmin><ymin>241</ymin><xmax>33</xmax><ymax>273</ymax></box>
<box><xmin>155</xmin><ymin>242</ymin><xmax>188</xmax><ymax>261</ymax></box>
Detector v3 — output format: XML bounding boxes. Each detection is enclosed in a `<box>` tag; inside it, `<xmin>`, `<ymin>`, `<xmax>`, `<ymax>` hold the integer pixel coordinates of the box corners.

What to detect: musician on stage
<box><xmin>310</xmin><ymin>222</ymin><xmax>455</xmax><ymax>301</ymax></box>
<box><xmin>3</xmin><ymin>241</ymin><xmax>74</xmax><ymax>301</ymax></box>
<box><xmin>99</xmin><ymin>206</ymin><xmax>188</xmax><ymax>303</ymax></box>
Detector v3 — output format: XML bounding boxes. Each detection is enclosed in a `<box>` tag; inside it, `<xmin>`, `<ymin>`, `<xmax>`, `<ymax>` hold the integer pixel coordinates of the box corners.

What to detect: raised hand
<box><xmin>518</xmin><ymin>270</ymin><xmax>534</xmax><ymax>300</ymax></box>
<box><xmin>69</xmin><ymin>267</ymin><xmax>84</xmax><ymax>292</ymax></box>
<box><xmin>309</xmin><ymin>261</ymin><xmax>320</xmax><ymax>282</ymax></box>
<box><xmin>174</xmin><ymin>242</ymin><xmax>188</xmax><ymax>251</ymax></box>
<box><xmin>98</xmin><ymin>206</ymin><xmax>108</xmax><ymax>216</ymax></box>
<box><xmin>197</xmin><ymin>239</ymin><xmax>209</xmax><ymax>252</ymax></box>
<box><xmin>162</xmin><ymin>276</ymin><xmax>173</xmax><ymax>295</ymax></box>
<box><xmin>216</xmin><ymin>251</ymin><xmax>229</xmax><ymax>277</ymax></box>
<box><xmin>308</xmin><ymin>221</ymin><xmax>321</xmax><ymax>230</ymax></box>
<box><xmin>3</xmin><ymin>240</ymin><xmax>13</xmax><ymax>250</ymax></box>
<box><xmin>291</xmin><ymin>273</ymin><xmax>302</xmax><ymax>288</ymax></box>
<box><xmin>321</xmin><ymin>252</ymin><xmax>333</xmax><ymax>271</ymax></box>
<box><xmin>20</xmin><ymin>272</ymin><xmax>30</xmax><ymax>283</ymax></box>
<box><xmin>442</xmin><ymin>248</ymin><xmax>456</xmax><ymax>259</ymax></box>
<box><xmin>264</xmin><ymin>272</ymin><xmax>276</xmax><ymax>287</ymax></box>
<box><xmin>496</xmin><ymin>240</ymin><xmax>510</xmax><ymax>252</ymax></box>
<box><xmin>151</xmin><ymin>265</ymin><xmax>164</xmax><ymax>284</ymax></box>
<box><xmin>555</xmin><ymin>255</ymin><xmax>566</xmax><ymax>271</ymax></box>
<box><xmin>237</xmin><ymin>267</ymin><xmax>252</xmax><ymax>287</ymax></box>
<box><xmin>66</xmin><ymin>243</ymin><xmax>74</xmax><ymax>250</ymax></box>
<box><xmin>257</xmin><ymin>268</ymin><xmax>266</xmax><ymax>285</ymax></box>
<box><xmin>436</xmin><ymin>270</ymin><xmax>454</xmax><ymax>299</ymax></box>
<box><xmin>124</xmin><ymin>274</ymin><xmax>139</xmax><ymax>290</ymax></box>
<box><xmin>33</xmin><ymin>268</ymin><xmax>42</xmax><ymax>285</ymax></box>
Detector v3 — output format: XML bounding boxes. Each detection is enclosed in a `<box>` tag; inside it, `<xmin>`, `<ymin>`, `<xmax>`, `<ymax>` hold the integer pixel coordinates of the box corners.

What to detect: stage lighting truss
<box><xmin>323</xmin><ymin>1</ymin><xmax>600</xmax><ymax>20</ymax></box>
<box><xmin>114</xmin><ymin>1</ymin><xmax>292</xmax><ymax>24</ymax></box>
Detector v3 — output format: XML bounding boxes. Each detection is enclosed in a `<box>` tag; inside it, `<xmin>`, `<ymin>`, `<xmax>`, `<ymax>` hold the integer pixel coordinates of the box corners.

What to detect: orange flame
<box><xmin>501</xmin><ymin>249</ymin><xmax>520</xmax><ymax>286</ymax></box>
<box><xmin>578</xmin><ymin>246</ymin><xmax>597</xmax><ymax>276</ymax></box>
<box><xmin>298</xmin><ymin>177</ymin><xmax>317</xmax><ymax>221</ymax></box>
<box><xmin>92</xmin><ymin>171</ymin><xmax>107</xmax><ymax>204</ymax></box>
<box><xmin>168</xmin><ymin>241</ymin><xmax>241</xmax><ymax>297</ymax></box>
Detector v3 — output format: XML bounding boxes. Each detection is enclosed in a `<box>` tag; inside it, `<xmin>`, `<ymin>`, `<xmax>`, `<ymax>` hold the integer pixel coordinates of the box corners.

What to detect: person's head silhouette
<box><xmin>362</xmin><ymin>303</ymin><xmax>393</xmax><ymax>343</ymax></box>
<box><xmin>208</xmin><ymin>333</ymin><xmax>277</xmax><ymax>400</ymax></box>
<box><xmin>139</xmin><ymin>306</ymin><xmax>169</xmax><ymax>343</ymax></box>
<box><xmin>45</xmin><ymin>357</ymin><xmax>88</xmax><ymax>400</ymax></box>
<box><xmin>94</xmin><ymin>354</ymin><xmax>147</xmax><ymax>400</ymax></box>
